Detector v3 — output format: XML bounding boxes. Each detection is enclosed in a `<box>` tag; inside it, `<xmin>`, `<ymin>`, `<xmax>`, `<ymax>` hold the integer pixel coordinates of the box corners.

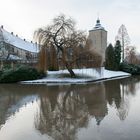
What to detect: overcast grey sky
<box><xmin>0</xmin><ymin>0</ymin><xmax>140</xmax><ymax>50</ymax></box>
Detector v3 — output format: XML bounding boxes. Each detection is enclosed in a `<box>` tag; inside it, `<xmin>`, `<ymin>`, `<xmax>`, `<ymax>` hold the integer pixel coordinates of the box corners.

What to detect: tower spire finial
<box><xmin>97</xmin><ymin>12</ymin><xmax>100</xmax><ymax>20</ymax></box>
<box><xmin>96</xmin><ymin>12</ymin><xmax>100</xmax><ymax>24</ymax></box>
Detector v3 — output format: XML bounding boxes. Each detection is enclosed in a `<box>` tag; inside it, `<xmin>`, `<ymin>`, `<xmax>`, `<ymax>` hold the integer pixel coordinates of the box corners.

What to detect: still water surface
<box><xmin>0</xmin><ymin>76</ymin><xmax>140</xmax><ymax>140</ymax></box>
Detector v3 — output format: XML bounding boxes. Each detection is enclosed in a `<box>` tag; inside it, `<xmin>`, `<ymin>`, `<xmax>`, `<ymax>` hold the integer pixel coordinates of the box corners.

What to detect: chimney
<box><xmin>1</xmin><ymin>25</ymin><xmax>3</xmax><ymax>29</ymax></box>
<box><xmin>24</xmin><ymin>39</ymin><xmax>26</xmax><ymax>41</ymax></box>
<box><xmin>16</xmin><ymin>34</ymin><xmax>18</xmax><ymax>37</ymax></box>
<box><xmin>11</xmin><ymin>32</ymin><xmax>13</xmax><ymax>35</ymax></box>
<box><xmin>31</xmin><ymin>41</ymin><xmax>33</xmax><ymax>43</ymax></box>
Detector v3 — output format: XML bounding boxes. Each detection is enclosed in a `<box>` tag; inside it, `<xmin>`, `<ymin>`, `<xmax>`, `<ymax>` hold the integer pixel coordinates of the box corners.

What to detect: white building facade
<box><xmin>0</xmin><ymin>26</ymin><xmax>38</xmax><ymax>62</ymax></box>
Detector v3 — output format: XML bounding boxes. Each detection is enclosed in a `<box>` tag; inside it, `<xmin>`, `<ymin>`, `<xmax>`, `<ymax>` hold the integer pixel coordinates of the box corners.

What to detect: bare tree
<box><xmin>34</xmin><ymin>85</ymin><xmax>89</xmax><ymax>140</ymax></box>
<box><xmin>125</xmin><ymin>46</ymin><xmax>140</xmax><ymax>64</ymax></box>
<box><xmin>115</xmin><ymin>24</ymin><xmax>130</xmax><ymax>60</ymax></box>
<box><xmin>34</xmin><ymin>14</ymin><xmax>86</xmax><ymax>77</ymax></box>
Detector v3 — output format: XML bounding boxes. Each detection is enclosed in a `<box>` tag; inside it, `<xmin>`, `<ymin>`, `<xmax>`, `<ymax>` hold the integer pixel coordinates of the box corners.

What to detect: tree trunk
<box><xmin>62</xmin><ymin>48</ymin><xmax>76</xmax><ymax>78</ymax></box>
<box><xmin>65</xmin><ymin>62</ymin><xmax>76</xmax><ymax>78</ymax></box>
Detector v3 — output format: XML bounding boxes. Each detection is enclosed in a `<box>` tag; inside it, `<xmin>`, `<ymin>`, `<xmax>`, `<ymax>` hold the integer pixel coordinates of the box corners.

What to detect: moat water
<box><xmin>0</xmin><ymin>76</ymin><xmax>140</xmax><ymax>140</ymax></box>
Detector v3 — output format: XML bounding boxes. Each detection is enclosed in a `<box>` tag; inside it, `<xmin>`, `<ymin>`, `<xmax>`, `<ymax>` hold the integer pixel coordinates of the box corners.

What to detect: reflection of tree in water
<box><xmin>105</xmin><ymin>79</ymin><xmax>130</xmax><ymax>120</ymax></box>
<box><xmin>116</xmin><ymin>95</ymin><xmax>129</xmax><ymax>121</ymax></box>
<box><xmin>117</xmin><ymin>77</ymin><xmax>140</xmax><ymax>121</ymax></box>
<box><xmin>105</xmin><ymin>76</ymin><xmax>140</xmax><ymax>121</ymax></box>
<box><xmin>35</xmin><ymin>86</ymin><xmax>89</xmax><ymax>140</ymax></box>
<box><xmin>120</xmin><ymin>76</ymin><xmax>140</xmax><ymax>96</ymax></box>
<box><xmin>35</xmin><ymin>83</ymin><xmax>108</xmax><ymax>140</ymax></box>
<box><xmin>1</xmin><ymin>76</ymin><xmax>140</xmax><ymax>138</ymax></box>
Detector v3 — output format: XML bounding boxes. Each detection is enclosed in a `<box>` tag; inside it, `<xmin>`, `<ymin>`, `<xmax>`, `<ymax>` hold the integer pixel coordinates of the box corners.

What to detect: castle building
<box><xmin>88</xmin><ymin>19</ymin><xmax>107</xmax><ymax>65</ymax></box>
<box><xmin>0</xmin><ymin>26</ymin><xmax>38</xmax><ymax>62</ymax></box>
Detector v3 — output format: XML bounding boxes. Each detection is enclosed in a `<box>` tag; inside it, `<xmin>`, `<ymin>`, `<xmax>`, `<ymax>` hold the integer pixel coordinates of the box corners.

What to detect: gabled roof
<box><xmin>0</xmin><ymin>27</ymin><xmax>39</xmax><ymax>53</ymax></box>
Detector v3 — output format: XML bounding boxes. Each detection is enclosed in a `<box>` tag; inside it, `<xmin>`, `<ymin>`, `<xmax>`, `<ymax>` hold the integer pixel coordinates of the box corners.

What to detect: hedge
<box><xmin>120</xmin><ymin>62</ymin><xmax>140</xmax><ymax>75</ymax></box>
<box><xmin>0</xmin><ymin>66</ymin><xmax>45</xmax><ymax>83</ymax></box>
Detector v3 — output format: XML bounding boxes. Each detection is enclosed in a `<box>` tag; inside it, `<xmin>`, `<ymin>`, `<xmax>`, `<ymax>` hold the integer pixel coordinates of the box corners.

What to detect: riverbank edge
<box><xmin>21</xmin><ymin>69</ymin><xmax>131</xmax><ymax>84</ymax></box>
<box><xmin>21</xmin><ymin>75</ymin><xmax>131</xmax><ymax>84</ymax></box>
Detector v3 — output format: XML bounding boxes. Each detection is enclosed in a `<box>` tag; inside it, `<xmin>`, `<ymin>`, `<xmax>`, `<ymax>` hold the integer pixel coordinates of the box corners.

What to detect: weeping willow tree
<box><xmin>38</xmin><ymin>46</ymin><xmax>47</xmax><ymax>72</ymax></box>
<box><xmin>34</xmin><ymin>14</ymin><xmax>86</xmax><ymax>77</ymax></box>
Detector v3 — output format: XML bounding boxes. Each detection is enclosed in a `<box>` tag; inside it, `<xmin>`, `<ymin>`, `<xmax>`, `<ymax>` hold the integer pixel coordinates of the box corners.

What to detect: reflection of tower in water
<box><xmin>83</xmin><ymin>82</ymin><xmax>108</xmax><ymax>126</ymax></box>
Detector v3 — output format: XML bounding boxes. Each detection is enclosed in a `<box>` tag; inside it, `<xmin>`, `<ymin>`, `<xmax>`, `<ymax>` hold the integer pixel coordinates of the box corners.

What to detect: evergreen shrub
<box><xmin>0</xmin><ymin>66</ymin><xmax>46</xmax><ymax>83</ymax></box>
<box><xmin>120</xmin><ymin>62</ymin><xmax>140</xmax><ymax>75</ymax></box>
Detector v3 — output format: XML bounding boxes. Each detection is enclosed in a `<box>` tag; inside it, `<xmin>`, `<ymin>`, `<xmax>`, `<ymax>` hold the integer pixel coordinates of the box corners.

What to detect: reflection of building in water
<box><xmin>0</xmin><ymin>84</ymin><xmax>38</xmax><ymax>129</ymax></box>
<box><xmin>0</xmin><ymin>94</ymin><xmax>24</xmax><ymax>128</ymax></box>
<box><xmin>1</xmin><ymin>77</ymin><xmax>140</xmax><ymax>139</ymax></box>
<box><xmin>105</xmin><ymin>80</ymin><xmax>121</xmax><ymax>108</ymax></box>
<box><xmin>81</xmin><ymin>83</ymin><xmax>107</xmax><ymax>125</ymax></box>
<box><xmin>0</xmin><ymin>95</ymin><xmax>37</xmax><ymax>129</ymax></box>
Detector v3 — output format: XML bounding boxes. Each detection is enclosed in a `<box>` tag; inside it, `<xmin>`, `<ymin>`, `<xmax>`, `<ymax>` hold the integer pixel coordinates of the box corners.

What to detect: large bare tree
<box><xmin>115</xmin><ymin>24</ymin><xmax>130</xmax><ymax>61</ymax></box>
<box><xmin>34</xmin><ymin>14</ymin><xmax>86</xmax><ymax>77</ymax></box>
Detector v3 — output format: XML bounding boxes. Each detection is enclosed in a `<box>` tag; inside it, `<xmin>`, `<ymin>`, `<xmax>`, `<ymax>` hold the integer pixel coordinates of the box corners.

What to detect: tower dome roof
<box><xmin>93</xmin><ymin>18</ymin><xmax>104</xmax><ymax>30</ymax></box>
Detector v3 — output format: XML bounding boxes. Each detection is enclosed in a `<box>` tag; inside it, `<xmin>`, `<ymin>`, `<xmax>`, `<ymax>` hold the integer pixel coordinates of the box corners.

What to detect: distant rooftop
<box><xmin>0</xmin><ymin>26</ymin><xmax>39</xmax><ymax>53</ymax></box>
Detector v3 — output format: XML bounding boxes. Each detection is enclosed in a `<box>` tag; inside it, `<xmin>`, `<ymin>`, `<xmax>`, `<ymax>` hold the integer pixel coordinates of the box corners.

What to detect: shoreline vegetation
<box><xmin>0</xmin><ymin>65</ymin><xmax>45</xmax><ymax>83</ymax></box>
<box><xmin>1</xmin><ymin>63</ymin><xmax>140</xmax><ymax>84</ymax></box>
